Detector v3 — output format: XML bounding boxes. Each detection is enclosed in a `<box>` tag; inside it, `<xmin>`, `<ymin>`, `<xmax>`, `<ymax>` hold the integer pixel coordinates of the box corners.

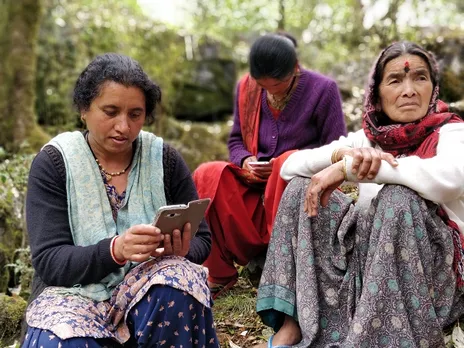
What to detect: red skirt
<box><xmin>193</xmin><ymin>151</ymin><xmax>295</xmax><ymax>284</ymax></box>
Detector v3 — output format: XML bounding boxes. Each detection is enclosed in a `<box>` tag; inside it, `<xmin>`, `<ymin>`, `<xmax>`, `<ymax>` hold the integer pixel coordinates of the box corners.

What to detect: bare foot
<box><xmin>254</xmin><ymin>315</ymin><xmax>302</xmax><ymax>347</ymax></box>
<box><xmin>252</xmin><ymin>343</ymin><xmax>267</xmax><ymax>348</ymax></box>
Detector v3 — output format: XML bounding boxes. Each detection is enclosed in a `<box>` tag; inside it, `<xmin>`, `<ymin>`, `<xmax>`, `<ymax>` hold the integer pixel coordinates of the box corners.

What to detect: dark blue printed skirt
<box><xmin>23</xmin><ymin>256</ymin><xmax>219</xmax><ymax>347</ymax></box>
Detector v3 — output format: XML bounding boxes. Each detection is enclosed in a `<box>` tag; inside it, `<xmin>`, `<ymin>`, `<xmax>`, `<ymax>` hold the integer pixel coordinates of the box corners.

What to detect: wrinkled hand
<box><xmin>304</xmin><ymin>161</ymin><xmax>345</xmax><ymax>217</ymax></box>
<box><xmin>115</xmin><ymin>224</ymin><xmax>164</xmax><ymax>263</ymax></box>
<box><xmin>337</xmin><ymin>147</ymin><xmax>398</xmax><ymax>180</ymax></box>
<box><xmin>151</xmin><ymin>222</ymin><xmax>192</xmax><ymax>258</ymax></box>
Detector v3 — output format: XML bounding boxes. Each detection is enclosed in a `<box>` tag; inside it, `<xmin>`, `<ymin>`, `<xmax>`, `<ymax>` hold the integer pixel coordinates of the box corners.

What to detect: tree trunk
<box><xmin>0</xmin><ymin>0</ymin><xmax>45</xmax><ymax>153</ymax></box>
<box><xmin>277</xmin><ymin>0</ymin><xmax>285</xmax><ymax>30</ymax></box>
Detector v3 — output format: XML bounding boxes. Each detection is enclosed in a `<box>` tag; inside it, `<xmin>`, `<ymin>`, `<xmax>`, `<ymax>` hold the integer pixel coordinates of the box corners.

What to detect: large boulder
<box><xmin>450</xmin><ymin>100</ymin><xmax>464</xmax><ymax>118</ymax></box>
<box><xmin>172</xmin><ymin>58</ymin><xmax>236</xmax><ymax>122</ymax></box>
<box><xmin>155</xmin><ymin>115</ymin><xmax>230</xmax><ymax>172</ymax></box>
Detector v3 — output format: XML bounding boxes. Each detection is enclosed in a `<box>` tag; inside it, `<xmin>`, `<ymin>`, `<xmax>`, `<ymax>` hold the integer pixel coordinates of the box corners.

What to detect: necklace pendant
<box><xmin>105</xmin><ymin>173</ymin><xmax>112</xmax><ymax>182</ymax></box>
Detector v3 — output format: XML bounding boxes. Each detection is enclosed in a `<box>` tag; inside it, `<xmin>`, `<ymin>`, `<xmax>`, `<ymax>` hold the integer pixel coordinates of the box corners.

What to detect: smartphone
<box><xmin>153</xmin><ymin>198</ymin><xmax>211</xmax><ymax>237</ymax></box>
<box><xmin>248</xmin><ymin>161</ymin><xmax>270</xmax><ymax>167</ymax></box>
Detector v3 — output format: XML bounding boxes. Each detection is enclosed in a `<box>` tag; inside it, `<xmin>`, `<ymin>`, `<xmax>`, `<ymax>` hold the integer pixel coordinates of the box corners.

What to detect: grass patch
<box><xmin>212</xmin><ymin>277</ymin><xmax>271</xmax><ymax>347</ymax></box>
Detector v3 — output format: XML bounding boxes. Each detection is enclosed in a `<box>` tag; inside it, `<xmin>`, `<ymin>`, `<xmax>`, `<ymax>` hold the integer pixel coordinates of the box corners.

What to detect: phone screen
<box><xmin>248</xmin><ymin>161</ymin><xmax>270</xmax><ymax>166</ymax></box>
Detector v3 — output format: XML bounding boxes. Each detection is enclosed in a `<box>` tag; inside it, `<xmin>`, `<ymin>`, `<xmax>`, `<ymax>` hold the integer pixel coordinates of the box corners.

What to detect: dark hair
<box><xmin>276</xmin><ymin>31</ymin><xmax>298</xmax><ymax>48</ymax></box>
<box><xmin>249</xmin><ymin>34</ymin><xmax>297</xmax><ymax>80</ymax></box>
<box><xmin>73</xmin><ymin>53</ymin><xmax>161</xmax><ymax>124</ymax></box>
<box><xmin>372</xmin><ymin>41</ymin><xmax>438</xmax><ymax>104</ymax></box>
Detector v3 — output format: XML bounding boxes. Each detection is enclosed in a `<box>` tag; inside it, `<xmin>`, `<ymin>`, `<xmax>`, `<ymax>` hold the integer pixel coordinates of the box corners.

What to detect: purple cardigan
<box><xmin>228</xmin><ymin>68</ymin><xmax>347</xmax><ymax>166</ymax></box>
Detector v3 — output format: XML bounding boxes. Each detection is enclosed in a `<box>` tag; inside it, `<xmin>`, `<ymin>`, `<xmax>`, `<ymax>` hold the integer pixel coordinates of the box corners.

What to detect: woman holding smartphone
<box><xmin>193</xmin><ymin>33</ymin><xmax>347</xmax><ymax>299</ymax></box>
<box><xmin>22</xmin><ymin>53</ymin><xmax>219</xmax><ymax>347</ymax></box>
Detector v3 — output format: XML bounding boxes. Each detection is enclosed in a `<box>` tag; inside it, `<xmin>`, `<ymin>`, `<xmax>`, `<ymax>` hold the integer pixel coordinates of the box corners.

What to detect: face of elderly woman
<box><xmin>379</xmin><ymin>54</ymin><xmax>433</xmax><ymax>124</ymax></box>
<box><xmin>84</xmin><ymin>81</ymin><xmax>146</xmax><ymax>155</ymax></box>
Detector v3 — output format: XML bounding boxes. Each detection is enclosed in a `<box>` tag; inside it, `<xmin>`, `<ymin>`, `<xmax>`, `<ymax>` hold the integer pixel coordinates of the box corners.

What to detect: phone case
<box><xmin>153</xmin><ymin>198</ymin><xmax>211</xmax><ymax>237</ymax></box>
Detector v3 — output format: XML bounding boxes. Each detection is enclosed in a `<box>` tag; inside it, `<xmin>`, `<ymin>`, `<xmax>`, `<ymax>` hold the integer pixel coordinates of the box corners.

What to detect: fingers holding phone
<box><xmin>116</xmin><ymin>224</ymin><xmax>164</xmax><ymax>262</ymax></box>
<box><xmin>243</xmin><ymin>156</ymin><xmax>258</xmax><ymax>171</ymax></box>
<box><xmin>155</xmin><ymin>223</ymin><xmax>192</xmax><ymax>257</ymax></box>
<box><xmin>151</xmin><ymin>198</ymin><xmax>210</xmax><ymax>258</ymax></box>
<box><xmin>248</xmin><ymin>158</ymin><xmax>274</xmax><ymax>179</ymax></box>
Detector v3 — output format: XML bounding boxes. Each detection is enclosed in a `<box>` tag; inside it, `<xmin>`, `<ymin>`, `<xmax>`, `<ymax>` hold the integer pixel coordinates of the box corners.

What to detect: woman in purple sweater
<box><xmin>193</xmin><ymin>34</ymin><xmax>347</xmax><ymax>298</ymax></box>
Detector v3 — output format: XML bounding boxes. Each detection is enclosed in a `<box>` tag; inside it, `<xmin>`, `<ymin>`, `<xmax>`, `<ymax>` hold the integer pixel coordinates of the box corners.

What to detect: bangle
<box><xmin>110</xmin><ymin>236</ymin><xmax>127</xmax><ymax>265</ymax></box>
<box><xmin>331</xmin><ymin>148</ymin><xmax>340</xmax><ymax>164</ymax></box>
<box><xmin>331</xmin><ymin>146</ymin><xmax>352</xmax><ymax>164</ymax></box>
<box><xmin>341</xmin><ymin>156</ymin><xmax>348</xmax><ymax>181</ymax></box>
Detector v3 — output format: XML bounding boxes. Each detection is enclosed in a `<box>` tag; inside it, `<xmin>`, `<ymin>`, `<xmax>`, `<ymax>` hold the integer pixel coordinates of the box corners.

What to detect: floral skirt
<box><xmin>257</xmin><ymin>178</ymin><xmax>464</xmax><ymax>347</ymax></box>
<box><xmin>25</xmin><ymin>256</ymin><xmax>219</xmax><ymax>347</ymax></box>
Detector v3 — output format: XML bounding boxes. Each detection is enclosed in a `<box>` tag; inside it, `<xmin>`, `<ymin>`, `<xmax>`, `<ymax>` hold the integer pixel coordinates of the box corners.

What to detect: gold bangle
<box><xmin>341</xmin><ymin>156</ymin><xmax>348</xmax><ymax>181</ymax></box>
<box><xmin>331</xmin><ymin>148</ymin><xmax>340</xmax><ymax>164</ymax></box>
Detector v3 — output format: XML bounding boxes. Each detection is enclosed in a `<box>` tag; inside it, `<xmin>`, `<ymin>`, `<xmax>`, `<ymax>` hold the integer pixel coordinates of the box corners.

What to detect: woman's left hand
<box><xmin>151</xmin><ymin>222</ymin><xmax>192</xmax><ymax>258</ymax></box>
<box><xmin>304</xmin><ymin>161</ymin><xmax>345</xmax><ymax>217</ymax></box>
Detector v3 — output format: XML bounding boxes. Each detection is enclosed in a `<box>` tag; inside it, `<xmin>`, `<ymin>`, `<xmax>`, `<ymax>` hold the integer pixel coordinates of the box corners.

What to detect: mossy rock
<box><xmin>172</xmin><ymin>59</ymin><xmax>236</xmax><ymax>122</ymax></box>
<box><xmin>450</xmin><ymin>100</ymin><xmax>464</xmax><ymax>118</ymax></box>
<box><xmin>440</xmin><ymin>69</ymin><xmax>464</xmax><ymax>104</ymax></box>
<box><xmin>0</xmin><ymin>155</ymin><xmax>34</xmax><ymax>294</ymax></box>
<box><xmin>0</xmin><ymin>294</ymin><xmax>27</xmax><ymax>346</ymax></box>
<box><xmin>154</xmin><ymin>116</ymin><xmax>231</xmax><ymax>172</ymax></box>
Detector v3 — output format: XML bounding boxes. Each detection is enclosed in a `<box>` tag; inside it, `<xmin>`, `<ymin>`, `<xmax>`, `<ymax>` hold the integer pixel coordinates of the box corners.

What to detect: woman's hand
<box><xmin>336</xmin><ymin>147</ymin><xmax>398</xmax><ymax>180</ymax></box>
<box><xmin>304</xmin><ymin>161</ymin><xmax>345</xmax><ymax>217</ymax></box>
<box><xmin>243</xmin><ymin>156</ymin><xmax>258</xmax><ymax>170</ymax></box>
<box><xmin>151</xmin><ymin>222</ymin><xmax>192</xmax><ymax>258</ymax></box>
<box><xmin>243</xmin><ymin>156</ymin><xmax>274</xmax><ymax>179</ymax></box>
<box><xmin>115</xmin><ymin>224</ymin><xmax>164</xmax><ymax>263</ymax></box>
<box><xmin>250</xmin><ymin>158</ymin><xmax>274</xmax><ymax>179</ymax></box>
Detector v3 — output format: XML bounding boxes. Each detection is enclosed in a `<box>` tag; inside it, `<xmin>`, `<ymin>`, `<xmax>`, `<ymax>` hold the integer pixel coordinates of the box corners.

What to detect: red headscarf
<box><xmin>362</xmin><ymin>43</ymin><xmax>463</xmax><ymax>159</ymax></box>
<box><xmin>238</xmin><ymin>73</ymin><xmax>262</xmax><ymax>156</ymax></box>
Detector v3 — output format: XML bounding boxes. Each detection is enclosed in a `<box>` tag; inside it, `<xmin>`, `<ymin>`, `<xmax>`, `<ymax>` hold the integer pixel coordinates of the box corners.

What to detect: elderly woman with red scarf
<box><xmin>193</xmin><ymin>34</ymin><xmax>347</xmax><ymax>298</ymax></box>
<box><xmin>255</xmin><ymin>41</ymin><xmax>464</xmax><ymax>348</ymax></box>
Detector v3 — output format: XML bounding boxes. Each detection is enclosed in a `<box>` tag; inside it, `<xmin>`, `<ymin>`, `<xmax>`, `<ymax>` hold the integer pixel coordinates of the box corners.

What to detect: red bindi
<box><xmin>404</xmin><ymin>61</ymin><xmax>410</xmax><ymax>73</ymax></box>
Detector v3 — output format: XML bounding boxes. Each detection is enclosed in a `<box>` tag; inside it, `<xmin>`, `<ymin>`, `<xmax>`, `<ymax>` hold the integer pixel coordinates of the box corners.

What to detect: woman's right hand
<box><xmin>114</xmin><ymin>224</ymin><xmax>164</xmax><ymax>263</ymax></box>
<box><xmin>243</xmin><ymin>156</ymin><xmax>274</xmax><ymax>179</ymax></box>
<box><xmin>336</xmin><ymin>147</ymin><xmax>398</xmax><ymax>180</ymax></box>
<box><xmin>243</xmin><ymin>156</ymin><xmax>258</xmax><ymax>170</ymax></box>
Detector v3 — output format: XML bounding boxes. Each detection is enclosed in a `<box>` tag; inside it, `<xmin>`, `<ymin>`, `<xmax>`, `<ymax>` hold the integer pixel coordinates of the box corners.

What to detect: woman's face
<box><xmin>255</xmin><ymin>73</ymin><xmax>294</xmax><ymax>96</ymax></box>
<box><xmin>84</xmin><ymin>81</ymin><xmax>146</xmax><ymax>155</ymax></box>
<box><xmin>379</xmin><ymin>54</ymin><xmax>433</xmax><ymax>124</ymax></box>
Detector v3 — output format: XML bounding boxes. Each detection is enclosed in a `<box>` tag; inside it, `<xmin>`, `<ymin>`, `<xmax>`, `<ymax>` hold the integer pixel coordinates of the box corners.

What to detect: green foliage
<box><xmin>190</xmin><ymin>0</ymin><xmax>279</xmax><ymax>49</ymax></box>
<box><xmin>36</xmin><ymin>0</ymin><xmax>186</xmax><ymax>129</ymax></box>
<box><xmin>29</xmin><ymin>0</ymin><xmax>464</xmax><ymax>138</ymax></box>
<box><xmin>6</xmin><ymin>247</ymin><xmax>33</xmax><ymax>300</ymax></box>
<box><xmin>189</xmin><ymin>0</ymin><xmax>464</xmax><ymax>94</ymax></box>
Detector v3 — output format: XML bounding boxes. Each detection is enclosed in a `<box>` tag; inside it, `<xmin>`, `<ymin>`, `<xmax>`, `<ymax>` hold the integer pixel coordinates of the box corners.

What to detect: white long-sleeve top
<box><xmin>280</xmin><ymin>123</ymin><xmax>464</xmax><ymax>233</ymax></box>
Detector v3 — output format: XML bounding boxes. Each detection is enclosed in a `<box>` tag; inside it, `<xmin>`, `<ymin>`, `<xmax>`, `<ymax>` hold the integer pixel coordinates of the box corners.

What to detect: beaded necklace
<box><xmin>85</xmin><ymin>133</ymin><xmax>133</xmax><ymax>182</ymax></box>
<box><xmin>267</xmin><ymin>72</ymin><xmax>300</xmax><ymax>111</ymax></box>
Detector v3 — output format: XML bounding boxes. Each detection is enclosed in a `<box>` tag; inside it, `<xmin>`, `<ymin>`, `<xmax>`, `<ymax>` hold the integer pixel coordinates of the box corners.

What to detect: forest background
<box><xmin>0</xmin><ymin>0</ymin><xmax>463</xmax><ymax>346</ymax></box>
